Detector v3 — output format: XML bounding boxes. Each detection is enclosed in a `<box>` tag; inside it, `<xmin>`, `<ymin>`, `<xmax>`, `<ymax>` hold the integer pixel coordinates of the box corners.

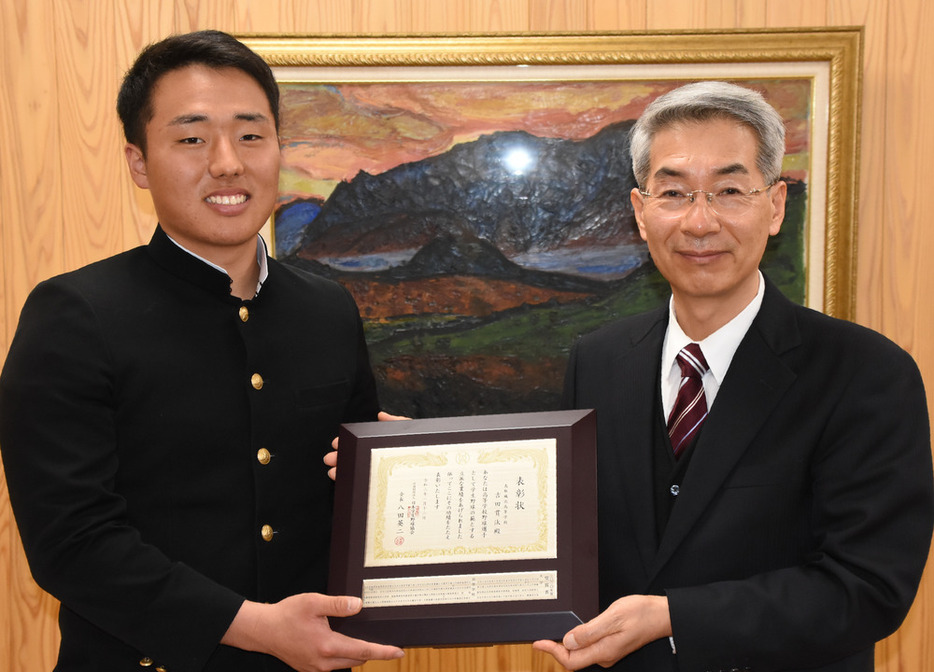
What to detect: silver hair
<box><xmin>629</xmin><ymin>81</ymin><xmax>786</xmax><ymax>188</ymax></box>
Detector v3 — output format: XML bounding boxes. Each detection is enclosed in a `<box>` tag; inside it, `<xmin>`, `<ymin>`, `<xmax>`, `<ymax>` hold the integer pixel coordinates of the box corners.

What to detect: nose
<box><xmin>681</xmin><ymin>192</ymin><xmax>720</xmax><ymax>236</ymax></box>
<box><xmin>209</xmin><ymin>136</ymin><xmax>244</xmax><ymax>178</ymax></box>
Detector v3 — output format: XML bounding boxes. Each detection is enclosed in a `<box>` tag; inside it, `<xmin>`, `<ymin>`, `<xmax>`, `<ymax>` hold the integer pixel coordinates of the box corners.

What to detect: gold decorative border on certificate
<box><xmin>364</xmin><ymin>438</ymin><xmax>557</xmax><ymax>567</ymax></box>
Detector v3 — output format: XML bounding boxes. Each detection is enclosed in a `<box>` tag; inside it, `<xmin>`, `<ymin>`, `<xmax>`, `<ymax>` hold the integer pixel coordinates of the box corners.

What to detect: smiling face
<box><xmin>630</xmin><ymin>117</ymin><xmax>786</xmax><ymax>335</ymax></box>
<box><xmin>124</xmin><ymin>65</ymin><xmax>280</xmax><ymax>266</ymax></box>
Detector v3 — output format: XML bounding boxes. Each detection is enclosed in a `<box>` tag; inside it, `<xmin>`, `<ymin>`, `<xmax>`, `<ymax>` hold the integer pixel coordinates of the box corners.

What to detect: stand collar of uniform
<box><xmin>146</xmin><ymin>225</ymin><xmax>269</xmax><ymax>299</ymax></box>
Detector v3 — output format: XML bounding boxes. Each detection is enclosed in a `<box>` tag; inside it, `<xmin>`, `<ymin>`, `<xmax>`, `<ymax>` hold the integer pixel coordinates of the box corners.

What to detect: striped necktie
<box><xmin>667</xmin><ymin>343</ymin><xmax>709</xmax><ymax>458</ymax></box>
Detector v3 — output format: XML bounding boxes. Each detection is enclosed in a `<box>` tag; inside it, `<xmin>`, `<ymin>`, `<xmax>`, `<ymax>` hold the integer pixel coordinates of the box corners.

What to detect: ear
<box><xmin>124</xmin><ymin>143</ymin><xmax>150</xmax><ymax>189</ymax></box>
<box><xmin>768</xmin><ymin>179</ymin><xmax>787</xmax><ymax>236</ymax></box>
<box><xmin>630</xmin><ymin>188</ymin><xmax>648</xmax><ymax>241</ymax></box>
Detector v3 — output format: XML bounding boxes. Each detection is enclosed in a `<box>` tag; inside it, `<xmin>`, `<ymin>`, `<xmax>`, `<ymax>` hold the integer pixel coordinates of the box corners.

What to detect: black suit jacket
<box><xmin>563</xmin><ymin>277</ymin><xmax>933</xmax><ymax>672</ymax></box>
<box><xmin>0</xmin><ymin>227</ymin><xmax>379</xmax><ymax>671</ymax></box>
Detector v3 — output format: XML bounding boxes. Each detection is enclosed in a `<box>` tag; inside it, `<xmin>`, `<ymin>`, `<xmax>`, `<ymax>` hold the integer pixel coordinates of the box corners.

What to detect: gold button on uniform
<box><xmin>261</xmin><ymin>524</ymin><xmax>275</xmax><ymax>542</ymax></box>
<box><xmin>257</xmin><ymin>448</ymin><xmax>271</xmax><ymax>465</ymax></box>
<box><xmin>156</xmin><ymin>667</ymin><xmax>168</xmax><ymax>672</ymax></box>
<box><xmin>139</xmin><ymin>659</ymin><xmax>153</xmax><ymax>667</ymax></box>
<box><xmin>239</xmin><ymin>306</ymin><xmax>249</xmax><ymax>322</ymax></box>
<box><xmin>251</xmin><ymin>373</ymin><xmax>264</xmax><ymax>390</ymax></box>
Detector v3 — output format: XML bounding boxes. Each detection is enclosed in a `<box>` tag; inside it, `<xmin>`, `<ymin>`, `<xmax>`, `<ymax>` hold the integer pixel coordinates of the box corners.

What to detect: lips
<box><xmin>679</xmin><ymin>249</ymin><xmax>723</xmax><ymax>257</ymax></box>
<box><xmin>677</xmin><ymin>249</ymin><xmax>727</xmax><ymax>265</ymax></box>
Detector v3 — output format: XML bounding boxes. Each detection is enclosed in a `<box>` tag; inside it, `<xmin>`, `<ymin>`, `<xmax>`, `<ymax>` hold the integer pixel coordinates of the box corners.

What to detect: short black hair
<box><xmin>116</xmin><ymin>30</ymin><xmax>279</xmax><ymax>154</ymax></box>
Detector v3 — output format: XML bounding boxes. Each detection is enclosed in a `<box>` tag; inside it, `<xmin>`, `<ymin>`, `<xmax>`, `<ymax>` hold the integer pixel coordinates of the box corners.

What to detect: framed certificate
<box><xmin>328</xmin><ymin>409</ymin><xmax>598</xmax><ymax>647</ymax></box>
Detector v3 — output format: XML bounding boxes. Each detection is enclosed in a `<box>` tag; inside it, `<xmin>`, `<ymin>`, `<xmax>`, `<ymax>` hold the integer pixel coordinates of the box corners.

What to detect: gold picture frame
<box><xmin>243</xmin><ymin>29</ymin><xmax>861</xmax><ymax>418</ymax></box>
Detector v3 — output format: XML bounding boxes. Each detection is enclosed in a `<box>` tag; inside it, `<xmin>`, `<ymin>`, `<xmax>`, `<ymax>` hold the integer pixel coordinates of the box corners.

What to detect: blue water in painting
<box><xmin>511</xmin><ymin>245</ymin><xmax>648</xmax><ymax>280</ymax></box>
<box><xmin>315</xmin><ymin>244</ymin><xmax>649</xmax><ymax>280</ymax></box>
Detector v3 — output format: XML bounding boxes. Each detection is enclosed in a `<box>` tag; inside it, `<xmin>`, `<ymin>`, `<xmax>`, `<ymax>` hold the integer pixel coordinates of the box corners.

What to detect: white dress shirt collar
<box><xmin>661</xmin><ymin>270</ymin><xmax>766</xmax><ymax>414</ymax></box>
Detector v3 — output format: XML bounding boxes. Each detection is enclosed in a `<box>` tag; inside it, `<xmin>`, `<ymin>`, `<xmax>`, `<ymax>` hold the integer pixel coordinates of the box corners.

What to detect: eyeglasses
<box><xmin>638</xmin><ymin>183</ymin><xmax>775</xmax><ymax>217</ymax></box>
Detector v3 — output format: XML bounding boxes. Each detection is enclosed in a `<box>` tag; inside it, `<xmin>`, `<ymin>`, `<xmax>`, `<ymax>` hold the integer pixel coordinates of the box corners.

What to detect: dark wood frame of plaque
<box><xmin>328</xmin><ymin>408</ymin><xmax>597</xmax><ymax>648</ymax></box>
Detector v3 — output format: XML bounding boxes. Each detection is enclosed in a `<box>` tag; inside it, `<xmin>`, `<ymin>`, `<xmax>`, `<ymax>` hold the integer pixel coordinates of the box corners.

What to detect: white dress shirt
<box><xmin>660</xmin><ymin>270</ymin><xmax>766</xmax><ymax>424</ymax></box>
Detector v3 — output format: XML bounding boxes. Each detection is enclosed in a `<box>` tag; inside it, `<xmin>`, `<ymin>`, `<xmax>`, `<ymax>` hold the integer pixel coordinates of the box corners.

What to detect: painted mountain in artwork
<box><xmin>278</xmin><ymin>120</ymin><xmax>645</xmax><ymax>282</ymax></box>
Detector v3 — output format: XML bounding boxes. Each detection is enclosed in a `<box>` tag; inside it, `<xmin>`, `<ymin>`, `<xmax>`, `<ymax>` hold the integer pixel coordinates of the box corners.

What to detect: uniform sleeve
<box><xmin>0</xmin><ymin>280</ymin><xmax>243</xmax><ymax>671</ymax></box>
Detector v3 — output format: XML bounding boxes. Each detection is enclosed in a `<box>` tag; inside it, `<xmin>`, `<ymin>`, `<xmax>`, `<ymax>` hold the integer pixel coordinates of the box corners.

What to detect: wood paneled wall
<box><xmin>1</xmin><ymin>1</ymin><xmax>932</xmax><ymax>670</ymax></box>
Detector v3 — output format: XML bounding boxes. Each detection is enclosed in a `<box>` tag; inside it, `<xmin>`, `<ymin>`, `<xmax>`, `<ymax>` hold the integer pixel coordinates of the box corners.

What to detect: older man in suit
<box><xmin>533</xmin><ymin>81</ymin><xmax>934</xmax><ymax>671</ymax></box>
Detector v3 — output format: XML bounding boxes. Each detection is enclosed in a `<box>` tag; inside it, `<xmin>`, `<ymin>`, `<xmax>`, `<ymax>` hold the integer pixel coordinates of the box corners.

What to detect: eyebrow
<box><xmin>652</xmin><ymin>163</ymin><xmax>751</xmax><ymax>180</ymax></box>
<box><xmin>167</xmin><ymin>112</ymin><xmax>271</xmax><ymax>126</ymax></box>
<box><xmin>714</xmin><ymin>163</ymin><xmax>751</xmax><ymax>176</ymax></box>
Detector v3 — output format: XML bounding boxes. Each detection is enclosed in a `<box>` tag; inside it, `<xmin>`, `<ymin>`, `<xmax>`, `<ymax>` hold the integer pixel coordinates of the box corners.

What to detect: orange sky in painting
<box><xmin>278</xmin><ymin>78</ymin><xmax>812</xmax><ymax>201</ymax></box>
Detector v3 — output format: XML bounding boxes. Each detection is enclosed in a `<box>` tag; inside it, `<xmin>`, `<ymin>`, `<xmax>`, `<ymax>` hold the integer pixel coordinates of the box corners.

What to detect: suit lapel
<box><xmin>649</xmin><ymin>280</ymin><xmax>802</xmax><ymax>579</ymax></box>
<box><xmin>607</xmin><ymin>308</ymin><xmax>668</xmax><ymax>575</ymax></box>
